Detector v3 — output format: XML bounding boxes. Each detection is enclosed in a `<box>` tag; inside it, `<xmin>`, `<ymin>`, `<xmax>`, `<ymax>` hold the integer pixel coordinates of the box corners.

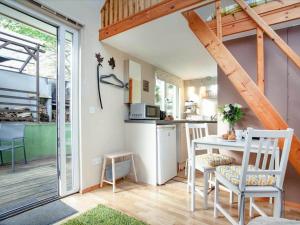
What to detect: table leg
<box><xmin>191</xmin><ymin>141</ymin><xmax>195</xmax><ymax>211</ymax></box>
<box><xmin>112</xmin><ymin>158</ymin><xmax>116</xmax><ymax>193</ymax></box>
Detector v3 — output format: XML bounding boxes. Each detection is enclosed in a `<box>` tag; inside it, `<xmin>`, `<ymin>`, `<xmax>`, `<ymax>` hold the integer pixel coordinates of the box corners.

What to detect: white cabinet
<box><xmin>157</xmin><ymin>125</ymin><xmax>177</xmax><ymax>185</ymax></box>
<box><xmin>125</xmin><ymin>123</ymin><xmax>157</xmax><ymax>185</ymax></box>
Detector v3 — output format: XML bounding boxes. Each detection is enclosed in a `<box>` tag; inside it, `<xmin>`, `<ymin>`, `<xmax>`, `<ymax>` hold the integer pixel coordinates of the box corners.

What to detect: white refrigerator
<box><xmin>157</xmin><ymin>125</ymin><xmax>177</xmax><ymax>185</ymax></box>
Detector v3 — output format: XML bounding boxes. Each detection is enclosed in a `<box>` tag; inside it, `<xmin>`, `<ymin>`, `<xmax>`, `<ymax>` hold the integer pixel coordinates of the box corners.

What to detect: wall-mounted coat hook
<box><xmin>108</xmin><ymin>57</ymin><xmax>116</xmax><ymax>69</ymax></box>
<box><xmin>95</xmin><ymin>52</ymin><xmax>104</xmax><ymax>109</ymax></box>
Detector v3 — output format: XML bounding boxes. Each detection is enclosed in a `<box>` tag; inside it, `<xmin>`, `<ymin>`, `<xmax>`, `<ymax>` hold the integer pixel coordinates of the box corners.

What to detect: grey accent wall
<box><xmin>218</xmin><ymin>26</ymin><xmax>300</xmax><ymax>203</ymax></box>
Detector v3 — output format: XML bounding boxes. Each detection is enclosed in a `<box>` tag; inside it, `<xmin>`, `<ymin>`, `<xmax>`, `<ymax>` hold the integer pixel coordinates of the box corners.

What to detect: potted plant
<box><xmin>219</xmin><ymin>103</ymin><xmax>244</xmax><ymax>134</ymax></box>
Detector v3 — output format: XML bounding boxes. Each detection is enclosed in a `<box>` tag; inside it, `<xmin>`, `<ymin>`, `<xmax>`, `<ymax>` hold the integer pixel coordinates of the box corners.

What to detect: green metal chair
<box><xmin>0</xmin><ymin>124</ymin><xmax>27</xmax><ymax>171</ymax></box>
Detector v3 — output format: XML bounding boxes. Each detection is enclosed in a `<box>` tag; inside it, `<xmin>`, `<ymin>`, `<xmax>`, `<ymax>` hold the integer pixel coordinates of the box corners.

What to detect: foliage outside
<box><xmin>0</xmin><ymin>14</ymin><xmax>72</xmax><ymax>80</ymax></box>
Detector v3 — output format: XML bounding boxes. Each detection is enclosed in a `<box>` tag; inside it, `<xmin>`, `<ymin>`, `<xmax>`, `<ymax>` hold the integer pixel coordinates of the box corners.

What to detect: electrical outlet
<box><xmin>92</xmin><ymin>156</ymin><xmax>102</xmax><ymax>165</ymax></box>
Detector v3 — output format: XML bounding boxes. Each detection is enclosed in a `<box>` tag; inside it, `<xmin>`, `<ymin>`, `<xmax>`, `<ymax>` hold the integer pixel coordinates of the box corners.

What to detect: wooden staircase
<box><xmin>99</xmin><ymin>0</ymin><xmax>300</xmax><ymax>175</ymax></box>
<box><xmin>182</xmin><ymin>9</ymin><xmax>300</xmax><ymax>175</ymax></box>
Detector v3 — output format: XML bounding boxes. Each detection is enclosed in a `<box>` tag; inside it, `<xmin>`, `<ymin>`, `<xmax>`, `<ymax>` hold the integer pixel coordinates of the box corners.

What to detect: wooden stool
<box><xmin>100</xmin><ymin>152</ymin><xmax>137</xmax><ymax>192</ymax></box>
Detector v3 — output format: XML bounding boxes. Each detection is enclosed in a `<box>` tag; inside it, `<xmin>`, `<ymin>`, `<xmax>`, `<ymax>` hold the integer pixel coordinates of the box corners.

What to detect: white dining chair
<box><xmin>185</xmin><ymin>123</ymin><xmax>233</xmax><ymax>209</ymax></box>
<box><xmin>214</xmin><ymin>128</ymin><xmax>294</xmax><ymax>225</ymax></box>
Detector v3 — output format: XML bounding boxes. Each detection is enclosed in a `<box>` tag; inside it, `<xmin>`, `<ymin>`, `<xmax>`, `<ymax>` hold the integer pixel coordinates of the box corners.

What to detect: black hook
<box><xmin>108</xmin><ymin>57</ymin><xmax>116</xmax><ymax>69</ymax></box>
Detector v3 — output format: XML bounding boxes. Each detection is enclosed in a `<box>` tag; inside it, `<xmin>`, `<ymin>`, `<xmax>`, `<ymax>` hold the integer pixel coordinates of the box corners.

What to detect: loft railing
<box><xmin>101</xmin><ymin>0</ymin><xmax>163</xmax><ymax>28</ymax></box>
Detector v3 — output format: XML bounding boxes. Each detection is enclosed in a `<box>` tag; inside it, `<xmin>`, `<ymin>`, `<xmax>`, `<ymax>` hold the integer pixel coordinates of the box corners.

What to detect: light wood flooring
<box><xmin>57</xmin><ymin>174</ymin><xmax>300</xmax><ymax>225</ymax></box>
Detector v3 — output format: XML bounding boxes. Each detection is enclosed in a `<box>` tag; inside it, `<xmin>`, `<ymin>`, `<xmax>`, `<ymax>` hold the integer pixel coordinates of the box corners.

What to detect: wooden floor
<box><xmin>56</xmin><ymin>174</ymin><xmax>300</xmax><ymax>225</ymax></box>
<box><xmin>0</xmin><ymin>158</ymin><xmax>58</xmax><ymax>215</ymax></box>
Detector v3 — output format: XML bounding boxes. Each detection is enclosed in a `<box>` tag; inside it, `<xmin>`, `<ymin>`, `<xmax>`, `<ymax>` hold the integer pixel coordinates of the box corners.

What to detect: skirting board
<box><xmin>81</xmin><ymin>183</ymin><xmax>101</xmax><ymax>194</ymax></box>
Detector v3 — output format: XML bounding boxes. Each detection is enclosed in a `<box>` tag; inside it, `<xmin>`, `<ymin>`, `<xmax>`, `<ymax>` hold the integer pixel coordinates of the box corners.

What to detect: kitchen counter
<box><xmin>124</xmin><ymin>119</ymin><xmax>217</xmax><ymax>125</ymax></box>
<box><xmin>124</xmin><ymin>119</ymin><xmax>217</xmax><ymax>185</ymax></box>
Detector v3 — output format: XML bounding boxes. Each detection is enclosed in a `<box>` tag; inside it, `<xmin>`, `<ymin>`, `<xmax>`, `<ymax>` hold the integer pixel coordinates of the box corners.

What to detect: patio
<box><xmin>0</xmin><ymin>158</ymin><xmax>58</xmax><ymax>216</ymax></box>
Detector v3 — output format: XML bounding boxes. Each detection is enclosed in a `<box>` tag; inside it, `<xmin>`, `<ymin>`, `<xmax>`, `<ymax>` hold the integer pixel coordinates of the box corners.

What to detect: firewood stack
<box><xmin>39</xmin><ymin>105</ymin><xmax>49</xmax><ymax>122</ymax></box>
<box><xmin>0</xmin><ymin>107</ymin><xmax>34</xmax><ymax>122</ymax></box>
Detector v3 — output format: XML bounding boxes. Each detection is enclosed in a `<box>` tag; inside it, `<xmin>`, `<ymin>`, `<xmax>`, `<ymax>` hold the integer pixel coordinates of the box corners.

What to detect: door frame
<box><xmin>1</xmin><ymin>0</ymin><xmax>81</xmax><ymax>197</ymax></box>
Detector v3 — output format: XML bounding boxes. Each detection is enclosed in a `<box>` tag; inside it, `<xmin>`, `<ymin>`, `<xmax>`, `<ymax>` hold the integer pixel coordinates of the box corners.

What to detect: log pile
<box><xmin>0</xmin><ymin>107</ymin><xmax>34</xmax><ymax>122</ymax></box>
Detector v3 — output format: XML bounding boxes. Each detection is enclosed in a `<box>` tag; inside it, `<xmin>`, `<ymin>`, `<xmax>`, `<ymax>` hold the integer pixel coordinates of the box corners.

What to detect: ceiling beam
<box><xmin>207</xmin><ymin>1</ymin><xmax>300</xmax><ymax>37</ymax></box>
<box><xmin>182</xmin><ymin>10</ymin><xmax>300</xmax><ymax>175</ymax></box>
<box><xmin>99</xmin><ymin>0</ymin><xmax>206</xmax><ymax>40</ymax></box>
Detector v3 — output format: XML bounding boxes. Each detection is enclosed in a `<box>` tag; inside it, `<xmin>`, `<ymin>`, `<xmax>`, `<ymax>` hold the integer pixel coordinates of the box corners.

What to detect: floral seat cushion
<box><xmin>196</xmin><ymin>153</ymin><xmax>233</xmax><ymax>168</ymax></box>
<box><xmin>216</xmin><ymin>165</ymin><xmax>276</xmax><ymax>186</ymax></box>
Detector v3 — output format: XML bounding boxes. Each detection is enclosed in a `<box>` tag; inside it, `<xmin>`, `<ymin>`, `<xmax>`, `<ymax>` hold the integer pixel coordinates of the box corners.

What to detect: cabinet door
<box><xmin>157</xmin><ymin>126</ymin><xmax>177</xmax><ymax>184</ymax></box>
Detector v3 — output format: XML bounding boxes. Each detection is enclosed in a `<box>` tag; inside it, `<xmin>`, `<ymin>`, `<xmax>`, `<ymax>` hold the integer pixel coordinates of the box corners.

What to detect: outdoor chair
<box><xmin>0</xmin><ymin>124</ymin><xmax>27</xmax><ymax>171</ymax></box>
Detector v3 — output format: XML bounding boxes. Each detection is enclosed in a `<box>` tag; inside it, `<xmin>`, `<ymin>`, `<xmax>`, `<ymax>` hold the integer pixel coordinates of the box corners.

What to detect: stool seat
<box><xmin>100</xmin><ymin>151</ymin><xmax>137</xmax><ymax>192</ymax></box>
<box><xmin>104</xmin><ymin>152</ymin><xmax>134</xmax><ymax>158</ymax></box>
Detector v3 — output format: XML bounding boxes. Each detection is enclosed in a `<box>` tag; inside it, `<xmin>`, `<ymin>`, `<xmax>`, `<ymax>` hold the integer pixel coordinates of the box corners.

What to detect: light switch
<box><xmin>89</xmin><ymin>106</ymin><xmax>96</xmax><ymax>114</ymax></box>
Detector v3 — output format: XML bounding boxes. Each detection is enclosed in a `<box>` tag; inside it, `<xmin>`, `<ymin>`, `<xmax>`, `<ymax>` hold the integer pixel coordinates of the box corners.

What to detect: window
<box><xmin>165</xmin><ymin>83</ymin><xmax>177</xmax><ymax>118</ymax></box>
<box><xmin>155</xmin><ymin>78</ymin><xmax>165</xmax><ymax>111</ymax></box>
<box><xmin>155</xmin><ymin>78</ymin><xmax>179</xmax><ymax>118</ymax></box>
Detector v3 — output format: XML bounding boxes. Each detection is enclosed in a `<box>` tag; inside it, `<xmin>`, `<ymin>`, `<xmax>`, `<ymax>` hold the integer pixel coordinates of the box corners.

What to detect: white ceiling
<box><xmin>103</xmin><ymin>11</ymin><xmax>217</xmax><ymax>80</ymax></box>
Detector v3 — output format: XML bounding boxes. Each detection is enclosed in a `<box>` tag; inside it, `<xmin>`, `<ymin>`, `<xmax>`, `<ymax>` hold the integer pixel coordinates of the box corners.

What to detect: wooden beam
<box><xmin>256</xmin><ymin>27</ymin><xmax>264</xmax><ymax>93</ymax></box>
<box><xmin>207</xmin><ymin>1</ymin><xmax>300</xmax><ymax>37</ymax></box>
<box><xmin>234</xmin><ymin>0</ymin><xmax>300</xmax><ymax>70</ymax></box>
<box><xmin>182</xmin><ymin>10</ymin><xmax>300</xmax><ymax>175</ymax></box>
<box><xmin>99</xmin><ymin>0</ymin><xmax>206</xmax><ymax>40</ymax></box>
<box><xmin>215</xmin><ymin>0</ymin><xmax>222</xmax><ymax>41</ymax></box>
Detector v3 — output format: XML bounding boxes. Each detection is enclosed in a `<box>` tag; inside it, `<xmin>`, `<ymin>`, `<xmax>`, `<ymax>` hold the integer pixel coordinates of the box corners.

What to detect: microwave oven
<box><xmin>129</xmin><ymin>103</ymin><xmax>160</xmax><ymax>120</ymax></box>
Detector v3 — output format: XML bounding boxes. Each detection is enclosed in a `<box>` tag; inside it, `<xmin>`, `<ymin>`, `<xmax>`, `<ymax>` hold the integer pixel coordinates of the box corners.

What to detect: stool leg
<box><xmin>100</xmin><ymin>157</ymin><xmax>107</xmax><ymax>187</ymax></box>
<box><xmin>112</xmin><ymin>158</ymin><xmax>116</xmax><ymax>193</ymax></box>
<box><xmin>131</xmin><ymin>154</ymin><xmax>138</xmax><ymax>183</ymax></box>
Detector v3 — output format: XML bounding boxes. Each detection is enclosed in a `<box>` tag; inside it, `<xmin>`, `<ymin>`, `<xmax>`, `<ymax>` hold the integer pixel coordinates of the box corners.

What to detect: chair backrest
<box><xmin>185</xmin><ymin>123</ymin><xmax>209</xmax><ymax>159</ymax></box>
<box><xmin>0</xmin><ymin>123</ymin><xmax>25</xmax><ymax>140</ymax></box>
<box><xmin>239</xmin><ymin>128</ymin><xmax>294</xmax><ymax>190</ymax></box>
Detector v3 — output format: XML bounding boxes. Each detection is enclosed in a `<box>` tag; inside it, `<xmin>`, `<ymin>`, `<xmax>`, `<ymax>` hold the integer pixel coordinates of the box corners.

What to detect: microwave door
<box><xmin>146</xmin><ymin>105</ymin><xmax>159</xmax><ymax>118</ymax></box>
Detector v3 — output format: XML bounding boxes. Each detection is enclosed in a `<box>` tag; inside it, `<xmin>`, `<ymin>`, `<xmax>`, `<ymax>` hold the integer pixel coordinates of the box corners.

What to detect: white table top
<box><xmin>193</xmin><ymin>135</ymin><xmax>247</xmax><ymax>148</ymax></box>
<box><xmin>192</xmin><ymin>135</ymin><xmax>277</xmax><ymax>153</ymax></box>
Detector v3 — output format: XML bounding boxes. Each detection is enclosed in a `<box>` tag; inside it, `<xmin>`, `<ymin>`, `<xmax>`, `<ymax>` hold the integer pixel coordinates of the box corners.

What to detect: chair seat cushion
<box><xmin>216</xmin><ymin>165</ymin><xmax>276</xmax><ymax>186</ymax></box>
<box><xmin>195</xmin><ymin>153</ymin><xmax>233</xmax><ymax>168</ymax></box>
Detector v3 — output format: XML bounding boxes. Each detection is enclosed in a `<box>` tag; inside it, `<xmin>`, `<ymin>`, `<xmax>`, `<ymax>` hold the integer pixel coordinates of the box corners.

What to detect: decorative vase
<box><xmin>228</xmin><ymin>123</ymin><xmax>235</xmax><ymax>135</ymax></box>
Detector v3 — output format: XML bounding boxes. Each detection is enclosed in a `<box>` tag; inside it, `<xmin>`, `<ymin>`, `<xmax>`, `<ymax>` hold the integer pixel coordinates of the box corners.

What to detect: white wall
<box><xmin>33</xmin><ymin>0</ymin><xmax>155</xmax><ymax>190</ymax></box>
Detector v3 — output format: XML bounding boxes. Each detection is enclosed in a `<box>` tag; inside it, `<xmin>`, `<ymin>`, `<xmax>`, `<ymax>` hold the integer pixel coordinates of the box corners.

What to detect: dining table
<box><xmin>190</xmin><ymin>135</ymin><xmax>279</xmax><ymax>211</ymax></box>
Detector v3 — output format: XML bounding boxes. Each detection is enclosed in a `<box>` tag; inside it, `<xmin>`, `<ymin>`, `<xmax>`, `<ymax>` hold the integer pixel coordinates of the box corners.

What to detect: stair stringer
<box><xmin>182</xmin><ymin>10</ymin><xmax>300</xmax><ymax>175</ymax></box>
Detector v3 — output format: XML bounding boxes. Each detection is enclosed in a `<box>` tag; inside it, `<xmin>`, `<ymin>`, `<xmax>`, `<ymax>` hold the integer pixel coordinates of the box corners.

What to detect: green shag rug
<box><xmin>63</xmin><ymin>204</ymin><xmax>147</xmax><ymax>225</ymax></box>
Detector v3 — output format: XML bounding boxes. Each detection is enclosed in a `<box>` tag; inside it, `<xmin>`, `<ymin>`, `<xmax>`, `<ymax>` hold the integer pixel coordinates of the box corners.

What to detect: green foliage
<box><xmin>63</xmin><ymin>204</ymin><xmax>147</xmax><ymax>225</ymax></box>
<box><xmin>155</xmin><ymin>85</ymin><xmax>161</xmax><ymax>104</ymax></box>
<box><xmin>218</xmin><ymin>103</ymin><xmax>244</xmax><ymax>126</ymax></box>
<box><xmin>0</xmin><ymin>14</ymin><xmax>56</xmax><ymax>51</ymax></box>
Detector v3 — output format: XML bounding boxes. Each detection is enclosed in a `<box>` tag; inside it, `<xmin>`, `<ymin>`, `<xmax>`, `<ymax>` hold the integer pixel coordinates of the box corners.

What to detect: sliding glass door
<box><xmin>0</xmin><ymin>1</ymin><xmax>79</xmax><ymax>218</ymax></box>
<box><xmin>57</xmin><ymin>27</ymin><xmax>79</xmax><ymax>196</ymax></box>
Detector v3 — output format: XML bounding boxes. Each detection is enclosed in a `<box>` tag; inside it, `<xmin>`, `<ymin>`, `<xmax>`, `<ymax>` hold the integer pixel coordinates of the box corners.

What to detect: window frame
<box><xmin>155</xmin><ymin>77</ymin><xmax>179</xmax><ymax>119</ymax></box>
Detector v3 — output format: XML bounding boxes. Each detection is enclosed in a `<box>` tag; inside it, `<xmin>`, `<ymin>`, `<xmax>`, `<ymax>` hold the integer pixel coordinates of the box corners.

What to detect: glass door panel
<box><xmin>58</xmin><ymin>27</ymin><xmax>79</xmax><ymax>196</ymax></box>
<box><xmin>0</xmin><ymin>3</ymin><xmax>59</xmax><ymax>218</ymax></box>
